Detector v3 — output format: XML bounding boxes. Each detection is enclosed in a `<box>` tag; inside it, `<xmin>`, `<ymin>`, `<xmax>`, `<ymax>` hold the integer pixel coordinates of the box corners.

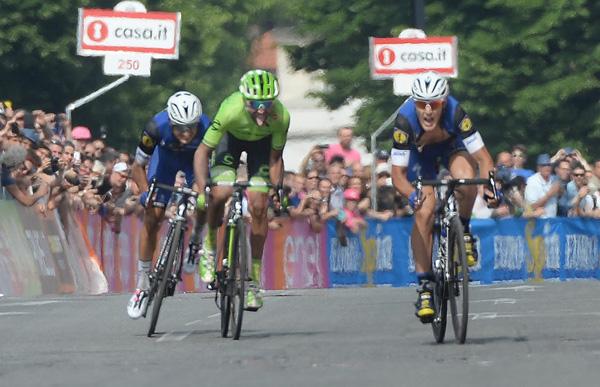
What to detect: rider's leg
<box><xmin>199</xmin><ymin>186</ymin><xmax>232</xmax><ymax>283</ymax></box>
<box><xmin>411</xmin><ymin>186</ymin><xmax>436</xmax><ymax>322</ymax></box>
<box><xmin>245</xmin><ymin>190</ymin><xmax>269</xmax><ymax>310</ymax></box>
<box><xmin>128</xmin><ymin>206</ymin><xmax>164</xmax><ymax>319</ymax></box>
<box><xmin>449</xmin><ymin>152</ymin><xmax>479</xmax><ymax>266</ymax></box>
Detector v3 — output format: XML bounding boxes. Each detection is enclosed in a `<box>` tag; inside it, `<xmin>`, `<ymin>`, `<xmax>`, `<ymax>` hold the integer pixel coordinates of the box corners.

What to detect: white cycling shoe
<box><xmin>127</xmin><ymin>271</ymin><xmax>150</xmax><ymax>319</ymax></box>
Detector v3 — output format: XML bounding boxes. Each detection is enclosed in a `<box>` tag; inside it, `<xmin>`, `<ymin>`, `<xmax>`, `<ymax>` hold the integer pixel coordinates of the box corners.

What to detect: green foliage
<box><xmin>0</xmin><ymin>0</ymin><xmax>291</xmax><ymax>151</ymax></box>
<box><xmin>286</xmin><ymin>0</ymin><xmax>600</xmax><ymax>164</ymax></box>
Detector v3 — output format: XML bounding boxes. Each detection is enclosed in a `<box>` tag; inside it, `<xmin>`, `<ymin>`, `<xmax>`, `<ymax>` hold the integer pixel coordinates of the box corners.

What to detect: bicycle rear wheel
<box><xmin>229</xmin><ymin>219</ymin><xmax>247</xmax><ymax>340</ymax></box>
<box><xmin>148</xmin><ymin>222</ymin><xmax>183</xmax><ymax>337</ymax></box>
<box><xmin>431</xmin><ymin>228</ymin><xmax>448</xmax><ymax>343</ymax></box>
<box><xmin>448</xmin><ymin>216</ymin><xmax>469</xmax><ymax>344</ymax></box>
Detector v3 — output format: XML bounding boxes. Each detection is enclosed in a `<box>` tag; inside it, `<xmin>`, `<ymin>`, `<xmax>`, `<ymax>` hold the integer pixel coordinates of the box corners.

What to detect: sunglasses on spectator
<box><xmin>512</xmin><ymin>153</ymin><xmax>524</xmax><ymax>158</ymax></box>
<box><xmin>248</xmin><ymin>100</ymin><xmax>273</xmax><ymax>110</ymax></box>
<box><xmin>414</xmin><ymin>99</ymin><xmax>444</xmax><ymax>110</ymax></box>
<box><xmin>307</xmin><ymin>176</ymin><xmax>319</xmax><ymax>180</ymax></box>
<box><xmin>573</xmin><ymin>173</ymin><xmax>585</xmax><ymax>177</ymax></box>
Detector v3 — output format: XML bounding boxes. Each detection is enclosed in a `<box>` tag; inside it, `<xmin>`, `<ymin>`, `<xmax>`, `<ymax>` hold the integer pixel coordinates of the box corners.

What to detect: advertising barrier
<box><xmin>2</xmin><ymin>195</ymin><xmax>600</xmax><ymax>297</ymax></box>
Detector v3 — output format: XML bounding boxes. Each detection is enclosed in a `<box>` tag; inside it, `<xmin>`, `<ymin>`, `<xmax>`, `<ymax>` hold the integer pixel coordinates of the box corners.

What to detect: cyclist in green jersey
<box><xmin>193</xmin><ymin>69</ymin><xmax>290</xmax><ymax>311</ymax></box>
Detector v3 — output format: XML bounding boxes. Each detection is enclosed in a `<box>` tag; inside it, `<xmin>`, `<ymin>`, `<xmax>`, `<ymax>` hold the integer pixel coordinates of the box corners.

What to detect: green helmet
<box><xmin>239</xmin><ymin>69</ymin><xmax>279</xmax><ymax>100</ymax></box>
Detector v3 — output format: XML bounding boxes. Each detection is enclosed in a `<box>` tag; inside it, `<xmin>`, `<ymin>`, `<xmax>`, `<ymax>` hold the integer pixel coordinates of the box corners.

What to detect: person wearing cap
<box><xmin>375</xmin><ymin>149</ymin><xmax>390</xmax><ymax>165</ymax></box>
<box><xmin>524</xmin><ymin>153</ymin><xmax>561</xmax><ymax>218</ymax></box>
<box><xmin>71</xmin><ymin>126</ymin><xmax>92</xmax><ymax>151</ymax></box>
<box><xmin>127</xmin><ymin>91</ymin><xmax>211</xmax><ymax>320</ymax></box>
<box><xmin>389</xmin><ymin>71</ymin><xmax>499</xmax><ymax>324</ymax></box>
<box><xmin>341</xmin><ymin>188</ymin><xmax>367</xmax><ymax>234</ymax></box>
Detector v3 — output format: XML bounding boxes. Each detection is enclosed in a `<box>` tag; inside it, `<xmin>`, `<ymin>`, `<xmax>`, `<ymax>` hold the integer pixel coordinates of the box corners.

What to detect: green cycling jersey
<box><xmin>202</xmin><ymin>92</ymin><xmax>290</xmax><ymax>150</ymax></box>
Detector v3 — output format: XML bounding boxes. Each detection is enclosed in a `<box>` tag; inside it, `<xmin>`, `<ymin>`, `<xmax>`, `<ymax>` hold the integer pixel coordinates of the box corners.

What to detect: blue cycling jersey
<box><xmin>390</xmin><ymin>96</ymin><xmax>484</xmax><ymax>180</ymax></box>
<box><xmin>135</xmin><ymin>110</ymin><xmax>211</xmax><ymax>206</ymax></box>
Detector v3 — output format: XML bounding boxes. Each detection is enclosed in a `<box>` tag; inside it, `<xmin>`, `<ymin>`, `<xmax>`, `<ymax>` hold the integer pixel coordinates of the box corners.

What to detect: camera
<box><xmin>10</xmin><ymin>122</ymin><xmax>20</xmax><ymax>135</ymax></box>
<box><xmin>64</xmin><ymin>174</ymin><xmax>80</xmax><ymax>187</ymax></box>
<box><xmin>51</xmin><ymin>157</ymin><xmax>60</xmax><ymax>173</ymax></box>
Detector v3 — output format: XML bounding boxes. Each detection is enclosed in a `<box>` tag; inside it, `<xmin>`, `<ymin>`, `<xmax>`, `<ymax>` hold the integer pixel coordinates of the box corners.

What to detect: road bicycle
<box><xmin>208</xmin><ymin>181</ymin><xmax>270</xmax><ymax>340</ymax></box>
<box><xmin>144</xmin><ymin>179</ymin><xmax>198</xmax><ymax>337</ymax></box>
<box><xmin>413</xmin><ymin>173</ymin><xmax>496</xmax><ymax>344</ymax></box>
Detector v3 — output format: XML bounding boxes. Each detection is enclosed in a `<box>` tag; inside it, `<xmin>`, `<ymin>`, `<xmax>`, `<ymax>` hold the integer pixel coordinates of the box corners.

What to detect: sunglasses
<box><xmin>307</xmin><ymin>176</ymin><xmax>319</xmax><ymax>180</ymax></box>
<box><xmin>173</xmin><ymin>124</ymin><xmax>195</xmax><ymax>133</ymax></box>
<box><xmin>248</xmin><ymin>100</ymin><xmax>273</xmax><ymax>110</ymax></box>
<box><xmin>573</xmin><ymin>173</ymin><xmax>585</xmax><ymax>177</ymax></box>
<box><xmin>414</xmin><ymin>99</ymin><xmax>444</xmax><ymax>110</ymax></box>
<box><xmin>512</xmin><ymin>153</ymin><xmax>524</xmax><ymax>158</ymax></box>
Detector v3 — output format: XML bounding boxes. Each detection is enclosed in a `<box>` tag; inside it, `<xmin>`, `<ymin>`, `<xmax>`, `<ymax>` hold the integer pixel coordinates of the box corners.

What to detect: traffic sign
<box><xmin>77</xmin><ymin>8</ymin><xmax>181</xmax><ymax>59</ymax></box>
<box><xmin>369</xmin><ymin>36</ymin><xmax>458</xmax><ymax>79</ymax></box>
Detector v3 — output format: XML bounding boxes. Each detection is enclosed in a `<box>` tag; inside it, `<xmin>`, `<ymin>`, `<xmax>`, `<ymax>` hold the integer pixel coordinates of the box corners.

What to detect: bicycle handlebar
<box><xmin>145</xmin><ymin>178</ymin><xmax>199</xmax><ymax>209</ymax></box>
<box><xmin>412</xmin><ymin>171</ymin><xmax>499</xmax><ymax>205</ymax></box>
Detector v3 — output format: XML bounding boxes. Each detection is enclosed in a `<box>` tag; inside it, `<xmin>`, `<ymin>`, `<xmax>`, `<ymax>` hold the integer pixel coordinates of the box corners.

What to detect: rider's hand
<box><xmin>483</xmin><ymin>187</ymin><xmax>502</xmax><ymax>208</ymax></box>
<box><xmin>196</xmin><ymin>193</ymin><xmax>206</xmax><ymax>211</ymax></box>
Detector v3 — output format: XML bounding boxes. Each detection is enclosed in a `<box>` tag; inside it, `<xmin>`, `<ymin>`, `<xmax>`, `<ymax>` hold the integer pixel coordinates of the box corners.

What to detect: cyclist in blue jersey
<box><xmin>127</xmin><ymin>91</ymin><xmax>211</xmax><ymax>319</ymax></box>
<box><xmin>389</xmin><ymin>71</ymin><xmax>498</xmax><ymax>323</ymax></box>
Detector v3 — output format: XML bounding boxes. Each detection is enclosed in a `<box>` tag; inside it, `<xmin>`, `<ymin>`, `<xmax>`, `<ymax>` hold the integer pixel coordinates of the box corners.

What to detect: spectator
<box><xmin>511</xmin><ymin>144</ymin><xmax>534</xmax><ymax>179</ymax></box>
<box><xmin>299</xmin><ymin>145</ymin><xmax>327</xmax><ymax>177</ymax></box>
<box><xmin>304</xmin><ymin>169</ymin><xmax>320</xmax><ymax>192</ymax></box>
<box><xmin>587</xmin><ymin>159</ymin><xmax>600</xmax><ymax>194</ymax></box>
<box><xmin>555</xmin><ymin>159</ymin><xmax>574</xmax><ymax>216</ymax></box>
<box><xmin>92</xmin><ymin>139</ymin><xmax>106</xmax><ymax>159</ymax></box>
<box><xmin>568</xmin><ymin>163</ymin><xmax>595</xmax><ymax>217</ymax></box>
<box><xmin>71</xmin><ymin>126</ymin><xmax>92</xmax><ymax>151</ymax></box>
<box><xmin>374</xmin><ymin>149</ymin><xmax>390</xmax><ymax>166</ymax></box>
<box><xmin>1</xmin><ymin>145</ymin><xmax>49</xmax><ymax>207</ymax></box>
<box><xmin>340</xmin><ymin>188</ymin><xmax>367</xmax><ymax>234</ymax></box>
<box><xmin>524</xmin><ymin>153</ymin><xmax>560</xmax><ymax>218</ymax></box>
<box><xmin>496</xmin><ymin>151</ymin><xmax>513</xmax><ymax>168</ymax></box>
<box><xmin>325</xmin><ymin>127</ymin><xmax>361</xmax><ymax>168</ymax></box>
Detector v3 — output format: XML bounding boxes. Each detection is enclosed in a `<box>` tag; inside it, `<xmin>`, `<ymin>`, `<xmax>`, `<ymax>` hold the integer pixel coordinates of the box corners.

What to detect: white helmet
<box><xmin>411</xmin><ymin>71</ymin><xmax>449</xmax><ymax>101</ymax></box>
<box><xmin>167</xmin><ymin>91</ymin><xmax>202</xmax><ymax>126</ymax></box>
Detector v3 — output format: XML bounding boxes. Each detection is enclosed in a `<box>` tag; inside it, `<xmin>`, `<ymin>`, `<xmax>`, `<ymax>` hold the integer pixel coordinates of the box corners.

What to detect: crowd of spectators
<box><xmin>0</xmin><ymin>101</ymin><xmax>139</xmax><ymax>232</ymax></box>
<box><xmin>2</xmin><ymin>100</ymin><xmax>599</xmax><ymax>239</ymax></box>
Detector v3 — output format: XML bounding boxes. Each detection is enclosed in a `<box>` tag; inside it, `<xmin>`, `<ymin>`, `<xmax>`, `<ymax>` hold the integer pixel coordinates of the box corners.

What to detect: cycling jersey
<box><xmin>204</xmin><ymin>91</ymin><xmax>290</xmax><ymax>192</ymax></box>
<box><xmin>202</xmin><ymin>92</ymin><xmax>290</xmax><ymax>150</ymax></box>
<box><xmin>390</xmin><ymin>96</ymin><xmax>484</xmax><ymax>181</ymax></box>
<box><xmin>135</xmin><ymin>110</ymin><xmax>211</xmax><ymax>206</ymax></box>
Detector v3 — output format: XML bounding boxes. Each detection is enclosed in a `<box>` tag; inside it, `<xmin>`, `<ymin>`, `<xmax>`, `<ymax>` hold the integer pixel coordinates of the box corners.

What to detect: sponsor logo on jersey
<box><xmin>393</xmin><ymin>129</ymin><xmax>409</xmax><ymax>144</ymax></box>
<box><xmin>142</xmin><ymin>134</ymin><xmax>155</xmax><ymax>148</ymax></box>
<box><xmin>460</xmin><ymin>116</ymin><xmax>473</xmax><ymax>132</ymax></box>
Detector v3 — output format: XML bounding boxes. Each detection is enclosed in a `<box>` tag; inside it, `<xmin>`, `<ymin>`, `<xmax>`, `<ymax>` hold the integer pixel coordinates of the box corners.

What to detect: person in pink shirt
<box><xmin>341</xmin><ymin>188</ymin><xmax>367</xmax><ymax>234</ymax></box>
<box><xmin>325</xmin><ymin>127</ymin><xmax>362</xmax><ymax>168</ymax></box>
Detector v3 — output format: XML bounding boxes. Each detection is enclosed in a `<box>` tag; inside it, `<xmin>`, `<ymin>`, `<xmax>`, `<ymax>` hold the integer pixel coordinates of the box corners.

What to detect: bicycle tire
<box><xmin>230</xmin><ymin>219</ymin><xmax>247</xmax><ymax>340</ymax></box>
<box><xmin>431</xmin><ymin>228</ymin><xmax>448</xmax><ymax>343</ymax></box>
<box><xmin>220</xmin><ymin>226</ymin><xmax>233</xmax><ymax>338</ymax></box>
<box><xmin>448</xmin><ymin>215</ymin><xmax>469</xmax><ymax>344</ymax></box>
<box><xmin>148</xmin><ymin>222</ymin><xmax>183</xmax><ymax>337</ymax></box>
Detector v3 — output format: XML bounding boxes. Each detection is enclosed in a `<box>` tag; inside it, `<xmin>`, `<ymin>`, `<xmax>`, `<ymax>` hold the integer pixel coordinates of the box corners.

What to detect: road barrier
<box><xmin>2</xmin><ymin>198</ymin><xmax>599</xmax><ymax>297</ymax></box>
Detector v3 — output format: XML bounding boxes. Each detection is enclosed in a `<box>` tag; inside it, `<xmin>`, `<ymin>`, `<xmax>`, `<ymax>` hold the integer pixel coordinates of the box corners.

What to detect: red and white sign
<box><xmin>77</xmin><ymin>8</ymin><xmax>181</xmax><ymax>59</ymax></box>
<box><xmin>369</xmin><ymin>36</ymin><xmax>458</xmax><ymax>79</ymax></box>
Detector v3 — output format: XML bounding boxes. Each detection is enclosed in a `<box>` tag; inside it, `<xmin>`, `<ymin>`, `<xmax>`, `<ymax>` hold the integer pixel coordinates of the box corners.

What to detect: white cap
<box><xmin>113</xmin><ymin>162</ymin><xmax>129</xmax><ymax>173</ymax></box>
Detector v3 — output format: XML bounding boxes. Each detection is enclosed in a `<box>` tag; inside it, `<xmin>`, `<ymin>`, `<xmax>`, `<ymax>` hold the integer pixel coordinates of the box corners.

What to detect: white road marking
<box><xmin>184</xmin><ymin>313</ymin><xmax>219</xmax><ymax>326</ymax></box>
<box><xmin>0</xmin><ymin>312</ymin><xmax>31</xmax><ymax>316</ymax></box>
<box><xmin>470</xmin><ymin>311</ymin><xmax>600</xmax><ymax>320</ymax></box>
<box><xmin>0</xmin><ymin>300</ymin><xmax>62</xmax><ymax>307</ymax></box>
<box><xmin>489</xmin><ymin>285</ymin><xmax>541</xmax><ymax>292</ymax></box>
<box><xmin>472</xmin><ymin>298</ymin><xmax>517</xmax><ymax>305</ymax></box>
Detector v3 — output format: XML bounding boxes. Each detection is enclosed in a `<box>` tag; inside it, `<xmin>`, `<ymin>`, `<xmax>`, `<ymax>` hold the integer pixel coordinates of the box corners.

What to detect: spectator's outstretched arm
<box><xmin>5</xmin><ymin>181</ymin><xmax>48</xmax><ymax>207</ymax></box>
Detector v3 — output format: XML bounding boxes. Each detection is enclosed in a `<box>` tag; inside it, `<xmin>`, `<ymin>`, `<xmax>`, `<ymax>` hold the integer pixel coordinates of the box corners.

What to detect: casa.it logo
<box><xmin>87</xmin><ymin>21</ymin><xmax>109</xmax><ymax>42</ymax></box>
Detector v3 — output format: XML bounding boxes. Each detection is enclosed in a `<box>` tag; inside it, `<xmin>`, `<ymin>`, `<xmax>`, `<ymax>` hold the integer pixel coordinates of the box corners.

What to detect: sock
<box><xmin>138</xmin><ymin>260</ymin><xmax>151</xmax><ymax>273</ymax></box>
<box><xmin>416</xmin><ymin>271</ymin><xmax>433</xmax><ymax>285</ymax></box>
<box><xmin>460</xmin><ymin>216</ymin><xmax>470</xmax><ymax>234</ymax></box>
<box><xmin>251</xmin><ymin>257</ymin><xmax>262</xmax><ymax>287</ymax></box>
<box><xmin>205</xmin><ymin>227</ymin><xmax>217</xmax><ymax>251</ymax></box>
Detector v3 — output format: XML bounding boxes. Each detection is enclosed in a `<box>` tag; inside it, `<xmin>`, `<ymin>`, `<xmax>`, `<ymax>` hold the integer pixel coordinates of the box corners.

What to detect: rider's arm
<box><xmin>390</xmin><ymin>114</ymin><xmax>417</xmax><ymax>199</ymax></box>
<box><xmin>132</xmin><ymin>120</ymin><xmax>160</xmax><ymax>193</ymax></box>
<box><xmin>269</xmin><ymin>149</ymin><xmax>284</xmax><ymax>186</ymax></box>
<box><xmin>193</xmin><ymin>143</ymin><xmax>213</xmax><ymax>192</ymax></box>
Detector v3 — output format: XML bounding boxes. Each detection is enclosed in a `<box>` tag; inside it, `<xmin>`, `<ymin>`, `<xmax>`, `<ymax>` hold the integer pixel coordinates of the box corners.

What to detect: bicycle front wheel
<box><xmin>148</xmin><ymin>222</ymin><xmax>183</xmax><ymax>337</ymax></box>
<box><xmin>431</xmin><ymin>227</ymin><xmax>448</xmax><ymax>344</ymax></box>
<box><xmin>229</xmin><ymin>218</ymin><xmax>247</xmax><ymax>340</ymax></box>
<box><xmin>448</xmin><ymin>216</ymin><xmax>469</xmax><ymax>344</ymax></box>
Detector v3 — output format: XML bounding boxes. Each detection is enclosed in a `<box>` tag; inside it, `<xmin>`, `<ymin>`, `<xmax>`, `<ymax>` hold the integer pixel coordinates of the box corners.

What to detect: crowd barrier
<box><xmin>0</xmin><ymin>200</ymin><xmax>107</xmax><ymax>297</ymax></box>
<box><xmin>2</xmin><ymin>198</ymin><xmax>600</xmax><ymax>297</ymax></box>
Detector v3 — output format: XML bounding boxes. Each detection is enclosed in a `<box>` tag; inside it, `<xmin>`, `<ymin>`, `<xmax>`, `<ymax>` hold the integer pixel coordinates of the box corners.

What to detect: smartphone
<box><xmin>73</xmin><ymin>151</ymin><xmax>81</xmax><ymax>164</ymax></box>
<box><xmin>317</xmin><ymin>144</ymin><xmax>329</xmax><ymax>149</ymax></box>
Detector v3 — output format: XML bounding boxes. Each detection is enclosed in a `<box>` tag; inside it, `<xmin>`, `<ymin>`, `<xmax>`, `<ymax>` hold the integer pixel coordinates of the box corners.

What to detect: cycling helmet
<box><xmin>411</xmin><ymin>71</ymin><xmax>449</xmax><ymax>101</ymax></box>
<box><xmin>239</xmin><ymin>69</ymin><xmax>279</xmax><ymax>100</ymax></box>
<box><xmin>167</xmin><ymin>91</ymin><xmax>202</xmax><ymax>126</ymax></box>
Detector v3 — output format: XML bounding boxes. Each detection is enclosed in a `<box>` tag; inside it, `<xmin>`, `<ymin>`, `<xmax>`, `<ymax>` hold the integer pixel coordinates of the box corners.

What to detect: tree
<box><xmin>286</xmin><ymin>0</ymin><xmax>600</xmax><ymax>163</ymax></box>
<box><xmin>0</xmin><ymin>0</ymin><xmax>292</xmax><ymax>151</ymax></box>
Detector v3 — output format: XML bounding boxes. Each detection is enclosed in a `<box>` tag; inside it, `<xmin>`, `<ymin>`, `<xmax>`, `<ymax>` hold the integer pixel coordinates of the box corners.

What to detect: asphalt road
<box><xmin>2</xmin><ymin>281</ymin><xmax>600</xmax><ymax>387</ymax></box>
